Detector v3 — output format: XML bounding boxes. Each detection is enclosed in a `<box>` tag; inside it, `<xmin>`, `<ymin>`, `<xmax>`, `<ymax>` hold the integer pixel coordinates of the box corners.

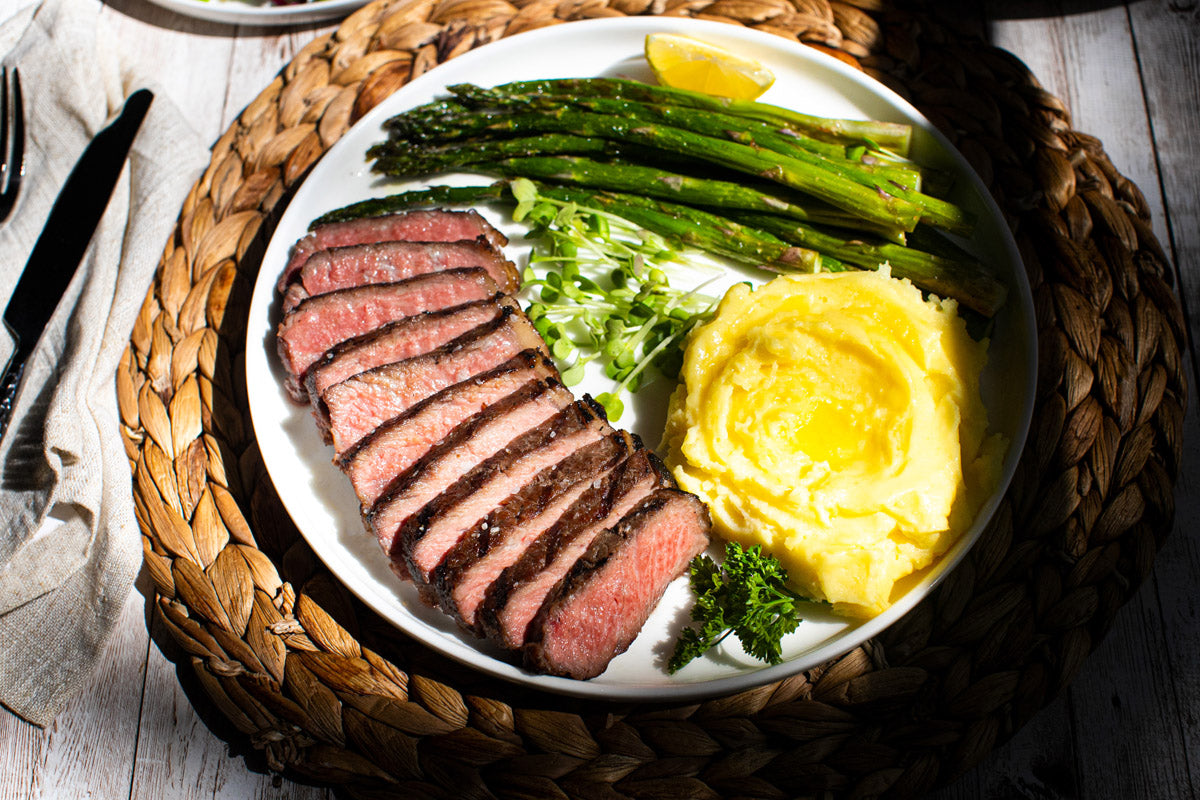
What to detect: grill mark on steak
<box><xmin>476</xmin><ymin>447</ymin><xmax>674</xmax><ymax>651</ymax></box>
<box><xmin>283</xmin><ymin>239</ymin><xmax>520</xmax><ymax>313</ymax></box>
<box><xmin>275</xmin><ymin>267</ymin><xmax>499</xmax><ymax>402</ymax></box>
<box><xmin>281</xmin><ymin>209</ymin><xmax>508</xmax><ymax>290</ymax></box>
<box><xmin>338</xmin><ymin>350</ymin><xmax>557</xmax><ymax>508</ymax></box>
<box><xmin>305</xmin><ymin>296</ymin><xmax>517</xmax><ymax>436</ymax></box>
<box><xmin>435</xmin><ymin>426</ymin><xmax>637</xmax><ymax>632</ymax></box>
<box><xmin>272</xmin><ymin>208</ymin><xmax>719</xmax><ymax>681</ymax></box>
<box><xmin>523</xmin><ymin>489</ymin><xmax>712</xmax><ymax>679</ymax></box>
<box><xmin>370</xmin><ymin>379</ymin><xmax>577</xmax><ymax>582</ymax></box>
<box><xmin>397</xmin><ymin>396</ymin><xmax>615</xmax><ymax>607</ymax></box>
<box><xmin>322</xmin><ymin>306</ymin><xmax>550</xmax><ymax>455</ymax></box>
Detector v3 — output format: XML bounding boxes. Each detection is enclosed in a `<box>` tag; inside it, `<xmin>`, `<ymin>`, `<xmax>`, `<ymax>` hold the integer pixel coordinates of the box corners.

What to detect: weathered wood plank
<box><xmin>1</xmin><ymin>3</ymin><xmax>1195</xmax><ymax>798</ymax></box>
<box><xmin>0</xmin><ymin>587</ymin><xmax>149</xmax><ymax>800</ymax></box>
<box><xmin>1130</xmin><ymin>0</ymin><xmax>1200</xmax><ymax>278</ymax></box>
<box><xmin>1125</xmin><ymin>0</ymin><xmax>1200</xmax><ymax>792</ymax></box>
<box><xmin>935</xmin><ymin>2</ymin><xmax>1199</xmax><ymax>798</ymax></box>
<box><xmin>101</xmin><ymin>0</ymin><xmax>242</xmax><ymax>147</ymax></box>
<box><xmin>119</xmin><ymin>15</ymin><xmax>339</xmax><ymax>797</ymax></box>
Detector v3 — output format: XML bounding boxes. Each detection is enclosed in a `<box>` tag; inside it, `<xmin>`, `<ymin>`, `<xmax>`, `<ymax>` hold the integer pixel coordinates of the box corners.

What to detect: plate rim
<box><xmin>245</xmin><ymin>15</ymin><xmax>1038</xmax><ymax>702</ymax></box>
<box><xmin>143</xmin><ymin>0</ymin><xmax>368</xmax><ymax>25</ymax></box>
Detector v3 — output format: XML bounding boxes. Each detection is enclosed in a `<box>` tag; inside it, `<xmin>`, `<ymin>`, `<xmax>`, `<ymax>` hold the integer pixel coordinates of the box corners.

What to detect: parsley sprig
<box><xmin>668</xmin><ymin>541</ymin><xmax>817</xmax><ymax>673</ymax></box>
<box><xmin>512</xmin><ymin>179</ymin><xmax>716</xmax><ymax>420</ymax></box>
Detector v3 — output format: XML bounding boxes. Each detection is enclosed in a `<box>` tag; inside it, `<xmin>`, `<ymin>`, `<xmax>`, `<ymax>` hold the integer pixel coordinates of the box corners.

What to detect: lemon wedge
<box><xmin>644</xmin><ymin>33</ymin><xmax>775</xmax><ymax>100</ymax></box>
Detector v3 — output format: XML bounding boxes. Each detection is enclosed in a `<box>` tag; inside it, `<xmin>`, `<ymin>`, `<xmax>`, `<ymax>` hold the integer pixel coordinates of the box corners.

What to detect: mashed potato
<box><xmin>662</xmin><ymin>269</ymin><xmax>1006</xmax><ymax>617</ymax></box>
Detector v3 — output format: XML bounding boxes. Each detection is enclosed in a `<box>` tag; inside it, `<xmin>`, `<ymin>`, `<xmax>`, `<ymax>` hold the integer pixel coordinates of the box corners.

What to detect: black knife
<box><xmin>0</xmin><ymin>88</ymin><xmax>153</xmax><ymax>438</ymax></box>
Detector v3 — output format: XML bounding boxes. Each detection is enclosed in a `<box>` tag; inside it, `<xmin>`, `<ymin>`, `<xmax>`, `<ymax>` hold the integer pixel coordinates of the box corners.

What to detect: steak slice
<box><xmin>398</xmin><ymin>397</ymin><xmax>615</xmax><ymax>606</ymax></box>
<box><xmin>435</xmin><ymin>427</ymin><xmax>637</xmax><ymax>632</ymax></box>
<box><xmin>283</xmin><ymin>239</ymin><xmax>520</xmax><ymax>313</ymax></box>
<box><xmin>281</xmin><ymin>209</ymin><xmax>508</xmax><ymax>289</ymax></box>
<box><xmin>305</xmin><ymin>297</ymin><xmax>518</xmax><ymax>434</ymax></box>
<box><xmin>275</xmin><ymin>268</ymin><xmax>499</xmax><ymax>402</ymax></box>
<box><xmin>338</xmin><ymin>350</ymin><xmax>557</xmax><ymax>508</ymax></box>
<box><xmin>523</xmin><ymin>489</ymin><xmax>711</xmax><ymax>679</ymax></box>
<box><xmin>322</xmin><ymin>306</ymin><xmax>549</xmax><ymax>455</ymax></box>
<box><xmin>477</xmin><ymin>447</ymin><xmax>673</xmax><ymax>651</ymax></box>
<box><xmin>369</xmin><ymin>379</ymin><xmax>576</xmax><ymax>581</ymax></box>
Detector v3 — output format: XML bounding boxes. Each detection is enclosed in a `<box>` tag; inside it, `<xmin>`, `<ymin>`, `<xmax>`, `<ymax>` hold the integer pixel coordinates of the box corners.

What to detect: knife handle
<box><xmin>0</xmin><ymin>346</ymin><xmax>28</xmax><ymax>440</ymax></box>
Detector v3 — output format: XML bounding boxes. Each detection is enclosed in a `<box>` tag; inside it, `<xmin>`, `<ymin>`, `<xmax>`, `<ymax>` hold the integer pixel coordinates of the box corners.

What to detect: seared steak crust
<box><xmin>522</xmin><ymin>489</ymin><xmax>712</xmax><ymax>679</ymax></box>
<box><xmin>476</xmin><ymin>446</ymin><xmax>674</xmax><ymax>650</ymax></box>
<box><xmin>322</xmin><ymin>305</ymin><xmax>549</xmax><ymax>455</ymax></box>
<box><xmin>283</xmin><ymin>238</ymin><xmax>520</xmax><ymax>312</ymax></box>
<box><xmin>281</xmin><ymin>209</ymin><xmax>508</xmax><ymax>289</ymax></box>
<box><xmin>370</xmin><ymin>379</ymin><xmax>576</xmax><ymax>579</ymax></box>
<box><xmin>275</xmin><ymin>267</ymin><xmax>499</xmax><ymax>402</ymax></box>
<box><xmin>396</xmin><ymin>396</ymin><xmax>614</xmax><ymax>604</ymax></box>
<box><xmin>435</xmin><ymin>426</ymin><xmax>637</xmax><ymax>632</ymax></box>
<box><xmin>337</xmin><ymin>350</ymin><xmax>558</xmax><ymax>508</ymax></box>
<box><xmin>272</xmin><ymin>209</ymin><xmax>716</xmax><ymax>681</ymax></box>
<box><xmin>305</xmin><ymin>296</ymin><xmax>516</xmax><ymax>433</ymax></box>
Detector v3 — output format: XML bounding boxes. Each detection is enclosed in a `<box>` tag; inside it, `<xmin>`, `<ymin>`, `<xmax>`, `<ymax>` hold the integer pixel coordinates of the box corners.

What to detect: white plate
<box><xmin>246</xmin><ymin>17</ymin><xmax>1037</xmax><ymax>701</ymax></box>
<box><xmin>144</xmin><ymin>0</ymin><xmax>366</xmax><ymax>25</ymax></box>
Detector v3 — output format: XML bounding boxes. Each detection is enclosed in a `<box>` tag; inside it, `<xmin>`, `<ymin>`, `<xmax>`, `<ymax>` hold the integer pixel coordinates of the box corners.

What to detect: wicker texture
<box><xmin>119</xmin><ymin>0</ymin><xmax>1187</xmax><ymax>797</ymax></box>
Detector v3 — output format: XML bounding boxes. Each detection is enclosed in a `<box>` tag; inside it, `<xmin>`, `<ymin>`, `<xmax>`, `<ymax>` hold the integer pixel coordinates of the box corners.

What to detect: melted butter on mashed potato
<box><xmin>662</xmin><ymin>269</ymin><xmax>1006</xmax><ymax>617</ymax></box>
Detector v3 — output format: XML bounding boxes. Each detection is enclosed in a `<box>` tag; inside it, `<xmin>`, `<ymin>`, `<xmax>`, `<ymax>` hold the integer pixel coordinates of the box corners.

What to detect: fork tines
<box><xmin>0</xmin><ymin>66</ymin><xmax>25</xmax><ymax>223</ymax></box>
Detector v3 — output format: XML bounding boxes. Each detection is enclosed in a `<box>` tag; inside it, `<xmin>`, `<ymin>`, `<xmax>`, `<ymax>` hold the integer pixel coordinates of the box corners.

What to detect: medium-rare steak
<box><xmin>322</xmin><ymin>306</ymin><xmax>550</xmax><ymax>455</ymax></box>
<box><xmin>275</xmin><ymin>268</ymin><xmax>499</xmax><ymax>402</ymax></box>
<box><xmin>370</xmin><ymin>379</ymin><xmax>576</xmax><ymax>581</ymax></box>
<box><xmin>281</xmin><ymin>209</ymin><xmax>508</xmax><ymax>289</ymax></box>
<box><xmin>338</xmin><ymin>350</ymin><xmax>557</xmax><ymax>508</ymax></box>
<box><xmin>476</xmin><ymin>447</ymin><xmax>673</xmax><ymax>651</ymax></box>
<box><xmin>271</xmin><ymin>206</ymin><xmax>719</xmax><ymax>682</ymax></box>
<box><xmin>305</xmin><ymin>297</ymin><xmax>518</xmax><ymax>432</ymax></box>
<box><xmin>435</xmin><ymin>427</ymin><xmax>637</xmax><ymax>632</ymax></box>
<box><xmin>282</xmin><ymin>239</ymin><xmax>520</xmax><ymax>313</ymax></box>
<box><xmin>523</xmin><ymin>489</ymin><xmax>711</xmax><ymax>679</ymax></box>
<box><xmin>397</xmin><ymin>396</ymin><xmax>616</xmax><ymax>605</ymax></box>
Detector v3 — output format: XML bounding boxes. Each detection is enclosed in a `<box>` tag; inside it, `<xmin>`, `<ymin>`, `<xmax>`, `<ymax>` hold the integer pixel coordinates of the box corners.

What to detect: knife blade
<box><xmin>0</xmin><ymin>88</ymin><xmax>153</xmax><ymax>438</ymax></box>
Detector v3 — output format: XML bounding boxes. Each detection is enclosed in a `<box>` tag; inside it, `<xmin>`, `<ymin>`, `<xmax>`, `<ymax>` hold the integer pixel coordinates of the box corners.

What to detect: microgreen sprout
<box><xmin>511</xmin><ymin>179</ymin><xmax>716</xmax><ymax>420</ymax></box>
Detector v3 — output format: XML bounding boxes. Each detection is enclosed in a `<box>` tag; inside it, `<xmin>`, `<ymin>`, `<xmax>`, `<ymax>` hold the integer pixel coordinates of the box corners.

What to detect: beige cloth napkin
<box><xmin>0</xmin><ymin>0</ymin><xmax>207</xmax><ymax>726</ymax></box>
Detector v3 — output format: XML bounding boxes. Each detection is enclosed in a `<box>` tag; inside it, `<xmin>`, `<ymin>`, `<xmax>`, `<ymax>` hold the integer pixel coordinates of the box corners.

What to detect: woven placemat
<box><xmin>119</xmin><ymin>0</ymin><xmax>1187</xmax><ymax>797</ymax></box>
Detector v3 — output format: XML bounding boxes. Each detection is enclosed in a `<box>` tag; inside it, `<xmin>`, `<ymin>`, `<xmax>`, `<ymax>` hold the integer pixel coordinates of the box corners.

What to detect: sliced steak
<box><xmin>399</xmin><ymin>397</ymin><xmax>615</xmax><ymax>605</ymax></box>
<box><xmin>322</xmin><ymin>306</ymin><xmax>550</xmax><ymax>455</ymax></box>
<box><xmin>281</xmin><ymin>209</ymin><xmax>508</xmax><ymax>289</ymax></box>
<box><xmin>338</xmin><ymin>350</ymin><xmax>557</xmax><ymax>507</ymax></box>
<box><xmin>305</xmin><ymin>297</ymin><xmax>518</xmax><ymax>433</ymax></box>
<box><xmin>523</xmin><ymin>489</ymin><xmax>711</xmax><ymax>679</ymax></box>
<box><xmin>275</xmin><ymin>268</ymin><xmax>499</xmax><ymax>402</ymax></box>
<box><xmin>370</xmin><ymin>380</ymin><xmax>576</xmax><ymax>581</ymax></box>
<box><xmin>477</xmin><ymin>447</ymin><xmax>673</xmax><ymax>651</ymax></box>
<box><xmin>435</xmin><ymin>427</ymin><xmax>637</xmax><ymax>632</ymax></box>
<box><xmin>283</xmin><ymin>239</ymin><xmax>520</xmax><ymax>313</ymax></box>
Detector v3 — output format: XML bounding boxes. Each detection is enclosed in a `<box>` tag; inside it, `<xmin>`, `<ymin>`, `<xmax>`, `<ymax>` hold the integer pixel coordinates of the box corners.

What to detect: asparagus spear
<box><xmin>314</xmin><ymin>179</ymin><xmax>1003</xmax><ymax>315</ymax></box>
<box><xmin>531</xmin><ymin>183</ymin><xmax>830</xmax><ymax>272</ymax></box>
<box><xmin>528</xmin><ymin>183</ymin><xmax>1001</xmax><ymax>316</ymax></box>
<box><xmin>445</xmin><ymin>83</ymin><xmax>923</xmax><ymax>186</ymax></box>
<box><xmin>369</xmin><ymin>133</ymin><xmax>620</xmax><ymax>173</ymax></box>
<box><xmin>378</xmin><ymin>100</ymin><xmax>926</xmax><ymax>211</ymax></box>
<box><xmin>488</xmin><ymin>77</ymin><xmax>914</xmax><ymax>155</ymax></box>
<box><xmin>731</xmin><ymin>212</ymin><xmax>1006</xmax><ymax>316</ymax></box>
<box><xmin>313</xmin><ymin>179</ymin><xmax>827</xmax><ymax>270</ymax></box>
<box><xmin>373</xmin><ymin>106</ymin><xmax>935</xmax><ymax>233</ymax></box>
<box><xmin>374</xmin><ymin>148</ymin><xmax>907</xmax><ymax>243</ymax></box>
<box><xmin>311</xmin><ymin>183</ymin><xmax>508</xmax><ymax>225</ymax></box>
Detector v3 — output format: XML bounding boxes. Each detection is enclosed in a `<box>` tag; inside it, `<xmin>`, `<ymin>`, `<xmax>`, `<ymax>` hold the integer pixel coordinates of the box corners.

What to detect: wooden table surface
<box><xmin>1</xmin><ymin>1</ymin><xmax>1196</xmax><ymax>797</ymax></box>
